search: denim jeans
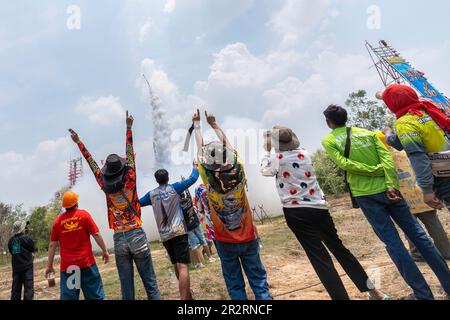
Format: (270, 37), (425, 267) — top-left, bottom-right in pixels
(356, 192), (450, 300)
(435, 176), (450, 208)
(60, 263), (104, 300)
(215, 239), (272, 300)
(113, 228), (160, 300)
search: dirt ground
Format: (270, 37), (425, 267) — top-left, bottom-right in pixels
(1, 195), (449, 300)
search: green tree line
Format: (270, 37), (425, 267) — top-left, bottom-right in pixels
(0, 187), (68, 261)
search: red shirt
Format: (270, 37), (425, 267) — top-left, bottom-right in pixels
(50, 209), (99, 272)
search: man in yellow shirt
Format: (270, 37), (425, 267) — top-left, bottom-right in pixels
(376, 131), (450, 261)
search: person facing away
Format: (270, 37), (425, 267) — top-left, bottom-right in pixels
(68, 111), (160, 301)
(194, 184), (216, 242)
(139, 164), (199, 300)
(8, 221), (36, 301)
(322, 104), (450, 300)
(179, 185), (211, 268)
(45, 192), (109, 300)
(376, 131), (450, 261)
(192, 109), (272, 301)
(382, 84), (450, 210)
(260, 125), (388, 300)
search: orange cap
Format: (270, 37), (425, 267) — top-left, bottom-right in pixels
(62, 191), (79, 209)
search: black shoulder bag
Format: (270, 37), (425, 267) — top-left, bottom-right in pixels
(344, 127), (360, 209)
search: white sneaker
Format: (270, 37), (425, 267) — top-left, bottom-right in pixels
(208, 257), (216, 263)
(195, 263), (205, 269)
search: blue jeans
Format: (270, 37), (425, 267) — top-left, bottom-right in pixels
(356, 193), (450, 299)
(215, 239), (272, 300)
(113, 228), (160, 300)
(60, 264), (104, 300)
(188, 225), (207, 250)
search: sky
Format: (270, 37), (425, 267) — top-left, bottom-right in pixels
(1, 0), (450, 215)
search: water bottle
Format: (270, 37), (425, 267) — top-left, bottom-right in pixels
(167, 269), (176, 285)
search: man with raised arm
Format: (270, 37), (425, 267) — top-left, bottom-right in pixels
(192, 109), (272, 301)
(68, 111), (160, 300)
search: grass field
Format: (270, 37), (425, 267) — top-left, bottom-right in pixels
(1, 196), (449, 300)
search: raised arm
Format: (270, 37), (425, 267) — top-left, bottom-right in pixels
(125, 111), (136, 170)
(260, 131), (278, 177)
(205, 111), (233, 150)
(173, 165), (200, 195)
(69, 129), (103, 187)
(192, 109), (204, 160)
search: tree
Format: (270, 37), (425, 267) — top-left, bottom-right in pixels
(28, 206), (52, 252)
(345, 90), (395, 131)
(0, 203), (27, 262)
(311, 150), (346, 196)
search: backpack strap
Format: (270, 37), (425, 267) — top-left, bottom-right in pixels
(343, 127), (360, 209)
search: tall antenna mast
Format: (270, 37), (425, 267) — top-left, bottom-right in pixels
(366, 40), (450, 115)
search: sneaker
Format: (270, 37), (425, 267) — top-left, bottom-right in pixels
(400, 293), (418, 300)
(194, 263), (205, 269)
(208, 257), (216, 263)
(368, 293), (390, 300)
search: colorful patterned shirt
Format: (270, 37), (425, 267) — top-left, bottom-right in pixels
(395, 112), (450, 193)
(77, 129), (142, 231)
(198, 157), (255, 244)
(260, 148), (328, 209)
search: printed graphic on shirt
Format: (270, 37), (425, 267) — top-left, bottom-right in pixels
(61, 216), (83, 233)
(397, 113), (450, 155)
(11, 238), (21, 255)
(199, 159), (255, 244)
(150, 185), (186, 242)
(77, 129), (142, 231)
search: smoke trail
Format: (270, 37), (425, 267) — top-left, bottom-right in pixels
(143, 75), (172, 169)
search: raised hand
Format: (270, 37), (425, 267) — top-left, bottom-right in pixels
(205, 111), (217, 128)
(192, 109), (201, 122)
(68, 129), (80, 144)
(126, 110), (134, 128)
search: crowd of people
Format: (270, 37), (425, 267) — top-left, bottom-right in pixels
(7, 84), (450, 301)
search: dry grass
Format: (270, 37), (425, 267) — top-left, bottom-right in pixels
(1, 195), (449, 300)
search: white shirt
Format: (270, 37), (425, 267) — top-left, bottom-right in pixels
(260, 148), (328, 210)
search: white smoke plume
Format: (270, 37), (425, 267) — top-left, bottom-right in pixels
(143, 75), (172, 170)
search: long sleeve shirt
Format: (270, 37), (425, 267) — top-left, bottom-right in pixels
(77, 128), (142, 231)
(394, 112), (450, 194)
(322, 127), (399, 197)
(260, 148), (328, 209)
(8, 234), (36, 272)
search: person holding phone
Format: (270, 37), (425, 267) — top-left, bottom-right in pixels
(322, 105), (450, 300)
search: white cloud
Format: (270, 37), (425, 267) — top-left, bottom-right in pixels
(76, 96), (126, 126)
(139, 17), (153, 43)
(164, 0), (176, 14)
(270, 0), (334, 48)
(0, 137), (73, 208)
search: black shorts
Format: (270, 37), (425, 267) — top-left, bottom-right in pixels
(163, 234), (190, 265)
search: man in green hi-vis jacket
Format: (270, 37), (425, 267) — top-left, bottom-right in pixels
(322, 104), (450, 300)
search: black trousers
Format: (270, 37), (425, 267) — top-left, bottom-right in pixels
(11, 267), (34, 300)
(284, 207), (372, 300)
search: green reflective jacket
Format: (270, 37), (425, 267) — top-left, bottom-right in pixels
(322, 127), (399, 197)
